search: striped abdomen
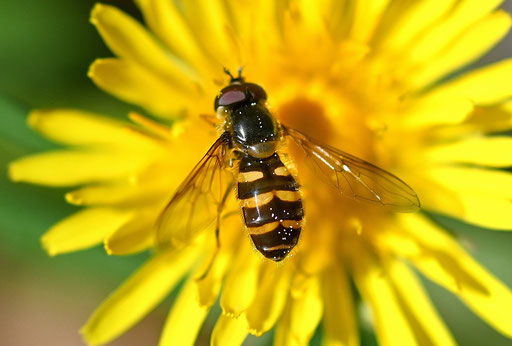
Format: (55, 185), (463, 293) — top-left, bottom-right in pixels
(237, 152), (303, 261)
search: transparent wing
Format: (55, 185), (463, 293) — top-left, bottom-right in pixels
(156, 133), (234, 247)
(284, 126), (420, 212)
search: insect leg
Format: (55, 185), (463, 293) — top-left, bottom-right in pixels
(196, 180), (235, 281)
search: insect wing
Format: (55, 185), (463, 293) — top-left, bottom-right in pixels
(284, 127), (420, 212)
(156, 133), (233, 247)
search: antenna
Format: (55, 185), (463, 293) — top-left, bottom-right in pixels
(223, 67), (245, 83)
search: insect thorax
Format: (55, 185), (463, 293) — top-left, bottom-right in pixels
(223, 102), (280, 158)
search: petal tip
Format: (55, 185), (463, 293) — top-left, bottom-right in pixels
(221, 309), (242, 319)
(103, 239), (114, 255)
(27, 110), (43, 129)
(87, 66), (95, 80)
(41, 236), (58, 257)
(247, 328), (264, 337)
(87, 59), (102, 79)
(65, 192), (83, 206)
(79, 325), (100, 346)
(78, 325), (87, 336)
(90, 3), (107, 26)
(7, 162), (21, 182)
(495, 9), (512, 24)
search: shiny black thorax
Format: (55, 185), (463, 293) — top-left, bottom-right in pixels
(230, 103), (278, 147)
(215, 81), (279, 158)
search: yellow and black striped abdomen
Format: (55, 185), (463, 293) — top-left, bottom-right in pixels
(237, 153), (303, 261)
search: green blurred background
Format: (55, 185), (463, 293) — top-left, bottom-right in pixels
(1, 1), (511, 345)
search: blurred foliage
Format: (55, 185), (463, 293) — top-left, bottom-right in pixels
(0, 0), (148, 278)
(1, 1), (511, 345)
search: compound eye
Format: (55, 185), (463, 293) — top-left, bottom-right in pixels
(245, 83), (267, 102)
(215, 89), (247, 110)
(213, 83), (268, 111)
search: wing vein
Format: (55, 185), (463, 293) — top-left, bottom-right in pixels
(284, 126), (420, 212)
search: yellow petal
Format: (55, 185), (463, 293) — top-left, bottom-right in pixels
(159, 276), (209, 346)
(104, 211), (156, 255)
(425, 166), (512, 199)
(225, 1), (285, 73)
(65, 178), (168, 207)
(196, 247), (232, 308)
(322, 264), (359, 346)
(245, 263), (292, 336)
(411, 10), (512, 87)
(41, 207), (132, 256)
(9, 150), (152, 186)
(26, 109), (157, 149)
(349, 0), (390, 43)
(293, 0), (331, 34)
(472, 104), (512, 131)
(82, 248), (198, 345)
(220, 239), (261, 316)
(398, 214), (512, 337)
(415, 170), (512, 230)
(179, 0), (238, 68)
(88, 58), (193, 117)
(429, 59), (512, 104)
(386, 259), (456, 346)
(195, 215), (241, 308)
(402, 96), (473, 128)
(408, 0), (504, 63)
(285, 276), (323, 345)
(220, 235), (261, 317)
(433, 104), (512, 139)
(211, 314), (248, 346)
(134, 0), (210, 74)
(453, 193), (512, 230)
(503, 100), (512, 113)
(90, 4), (200, 90)
(351, 243), (417, 346)
(378, 0), (456, 51)
(420, 166), (512, 229)
(425, 136), (512, 167)
(128, 112), (173, 140)
(273, 301), (293, 346)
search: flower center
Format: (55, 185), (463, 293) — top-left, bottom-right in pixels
(277, 97), (334, 143)
(276, 89), (379, 164)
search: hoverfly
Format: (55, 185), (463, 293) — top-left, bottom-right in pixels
(156, 68), (420, 262)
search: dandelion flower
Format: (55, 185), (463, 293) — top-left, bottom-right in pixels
(9, 1), (512, 345)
